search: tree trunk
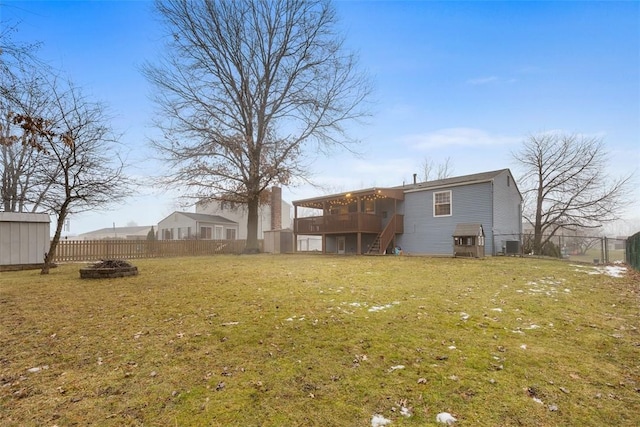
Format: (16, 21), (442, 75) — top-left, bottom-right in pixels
(41, 204), (68, 274)
(244, 196), (260, 254)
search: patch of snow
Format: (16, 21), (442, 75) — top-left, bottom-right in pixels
(371, 414), (392, 427)
(520, 344), (527, 350)
(460, 312), (470, 320)
(602, 266), (627, 278)
(491, 308), (503, 312)
(400, 406), (412, 417)
(573, 264), (627, 278)
(388, 365), (405, 372)
(369, 304), (393, 312)
(448, 345), (456, 350)
(436, 412), (457, 425)
(532, 397), (544, 405)
(221, 322), (239, 326)
(526, 324), (540, 330)
(27, 365), (49, 373)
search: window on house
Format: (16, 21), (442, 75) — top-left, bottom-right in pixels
(433, 191), (452, 217)
(507, 175), (511, 187)
(214, 226), (224, 240)
(200, 227), (212, 239)
(226, 228), (236, 240)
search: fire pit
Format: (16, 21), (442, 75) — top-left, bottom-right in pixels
(79, 259), (138, 279)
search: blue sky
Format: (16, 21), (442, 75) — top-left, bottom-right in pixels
(3, 0), (639, 234)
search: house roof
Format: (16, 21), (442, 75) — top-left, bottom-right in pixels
(293, 187), (405, 209)
(399, 169), (511, 192)
(168, 212), (237, 225)
(453, 223), (485, 237)
(293, 168), (520, 209)
(78, 225), (153, 237)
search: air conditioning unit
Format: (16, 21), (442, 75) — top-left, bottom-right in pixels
(504, 240), (520, 255)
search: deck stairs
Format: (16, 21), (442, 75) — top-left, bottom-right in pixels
(366, 214), (400, 255)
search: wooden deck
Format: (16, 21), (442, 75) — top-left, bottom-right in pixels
(294, 213), (383, 234)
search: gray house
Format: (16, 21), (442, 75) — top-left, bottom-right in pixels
(158, 212), (238, 240)
(293, 169), (522, 256)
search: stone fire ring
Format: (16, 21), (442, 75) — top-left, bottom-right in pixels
(79, 260), (139, 279)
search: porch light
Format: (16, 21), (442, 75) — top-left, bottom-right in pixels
(346, 193), (352, 197)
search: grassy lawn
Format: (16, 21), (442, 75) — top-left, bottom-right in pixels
(1, 255), (638, 426)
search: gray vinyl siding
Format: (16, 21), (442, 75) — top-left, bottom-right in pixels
(492, 170), (523, 253)
(397, 182), (494, 255)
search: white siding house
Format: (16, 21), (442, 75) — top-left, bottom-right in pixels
(195, 187), (292, 240)
(158, 212), (238, 240)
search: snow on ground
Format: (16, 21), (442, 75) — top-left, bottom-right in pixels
(371, 414), (392, 427)
(571, 264), (628, 278)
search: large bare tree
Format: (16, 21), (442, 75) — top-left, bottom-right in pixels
(514, 132), (633, 255)
(144, 0), (371, 252)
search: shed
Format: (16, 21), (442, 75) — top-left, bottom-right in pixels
(0, 212), (51, 271)
(453, 223), (485, 258)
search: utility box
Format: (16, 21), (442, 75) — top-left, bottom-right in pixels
(453, 223), (485, 258)
(0, 212), (50, 271)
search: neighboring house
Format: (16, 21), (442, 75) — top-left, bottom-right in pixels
(76, 226), (154, 240)
(158, 212), (238, 240)
(292, 169), (522, 256)
(195, 187), (292, 240)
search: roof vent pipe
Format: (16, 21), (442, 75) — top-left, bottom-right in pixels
(413, 173), (417, 184)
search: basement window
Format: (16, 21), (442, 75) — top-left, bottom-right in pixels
(433, 190), (452, 217)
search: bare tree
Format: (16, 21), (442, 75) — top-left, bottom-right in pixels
(514, 132), (633, 255)
(14, 77), (131, 274)
(1, 67), (58, 212)
(144, 0), (372, 252)
(421, 157), (454, 182)
(0, 22), (53, 212)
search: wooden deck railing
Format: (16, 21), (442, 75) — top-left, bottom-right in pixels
(53, 239), (258, 262)
(295, 213), (382, 234)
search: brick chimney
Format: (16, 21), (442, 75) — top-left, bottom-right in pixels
(270, 186), (282, 230)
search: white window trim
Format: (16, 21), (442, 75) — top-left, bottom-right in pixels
(433, 190), (452, 217)
(214, 225), (224, 240)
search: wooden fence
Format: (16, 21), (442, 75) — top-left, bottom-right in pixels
(53, 239), (259, 262)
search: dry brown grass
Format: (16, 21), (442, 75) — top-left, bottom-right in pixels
(1, 255), (638, 426)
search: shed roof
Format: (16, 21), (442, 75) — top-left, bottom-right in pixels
(453, 223), (485, 237)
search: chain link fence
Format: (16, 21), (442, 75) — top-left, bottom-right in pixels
(495, 232), (628, 264)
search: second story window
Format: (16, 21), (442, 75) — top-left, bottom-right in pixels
(433, 190), (452, 217)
